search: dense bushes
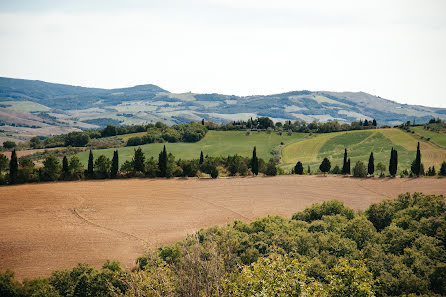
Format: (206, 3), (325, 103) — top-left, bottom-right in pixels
(2, 193), (444, 296)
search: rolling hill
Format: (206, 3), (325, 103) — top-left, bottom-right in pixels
(1, 77), (446, 142)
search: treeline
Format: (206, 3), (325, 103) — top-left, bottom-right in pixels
(2, 122), (208, 151)
(292, 142), (446, 178)
(0, 146), (281, 186)
(2, 117), (379, 151)
(205, 117), (378, 133)
(1, 193), (445, 296)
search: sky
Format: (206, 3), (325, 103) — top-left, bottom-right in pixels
(0, 0), (445, 107)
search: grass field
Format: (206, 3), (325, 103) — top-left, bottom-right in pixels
(411, 126), (446, 148)
(282, 128), (446, 173)
(77, 131), (306, 166)
(1, 176), (445, 280)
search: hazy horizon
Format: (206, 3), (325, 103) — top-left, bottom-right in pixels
(1, 0), (446, 107)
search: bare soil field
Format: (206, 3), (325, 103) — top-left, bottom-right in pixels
(1, 176), (445, 281)
(1, 148), (60, 159)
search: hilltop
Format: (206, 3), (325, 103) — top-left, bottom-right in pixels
(1, 77), (445, 142)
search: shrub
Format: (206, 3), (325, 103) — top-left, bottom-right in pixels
(353, 161), (367, 178)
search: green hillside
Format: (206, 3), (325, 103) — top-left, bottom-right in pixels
(411, 126), (446, 148)
(282, 128), (446, 173)
(77, 130), (306, 167)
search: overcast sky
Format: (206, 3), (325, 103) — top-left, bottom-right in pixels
(0, 0), (445, 107)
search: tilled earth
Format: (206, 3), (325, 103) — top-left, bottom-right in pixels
(1, 175), (445, 280)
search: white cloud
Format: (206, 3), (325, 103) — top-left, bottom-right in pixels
(0, 0), (445, 107)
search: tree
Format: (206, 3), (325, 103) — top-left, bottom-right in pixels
(372, 119), (377, 126)
(209, 164), (219, 178)
(30, 136), (42, 149)
(367, 152), (374, 176)
(201, 119), (205, 126)
(347, 158), (351, 174)
(0, 154), (8, 174)
(319, 157), (331, 175)
(389, 148), (398, 176)
(87, 150), (94, 178)
(111, 150), (119, 178)
(251, 147), (259, 175)
(199, 151), (204, 165)
(294, 161), (304, 175)
(377, 162), (386, 176)
(439, 161), (446, 176)
(62, 156), (69, 175)
(3, 141), (16, 150)
(353, 161), (367, 177)
(9, 150), (18, 184)
(265, 158), (277, 176)
(158, 145), (168, 177)
(95, 155), (111, 178)
(307, 165), (311, 175)
(18, 157), (35, 183)
(69, 156), (84, 180)
(133, 148), (145, 173)
(41, 155), (61, 181)
(342, 149), (348, 174)
(101, 125), (117, 137)
(411, 142), (422, 176)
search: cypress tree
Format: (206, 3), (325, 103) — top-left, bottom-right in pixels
(389, 148), (398, 176)
(307, 165), (311, 175)
(158, 145), (167, 177)
(368, 152), (374, 176)
(414, 142), (421, 176)
(372, 119), (377, 126)
(133, 147), (145, 173)
(62, 155), (69, 176)
(9, 149), (18, 184)
(111, 150), (119, 178)
(347, 158), (351, 174)
(199, 151), (204, 165)
(88, 150), (94, 178)
(342, 148), (348, 174)
(251, 146), (259, 175)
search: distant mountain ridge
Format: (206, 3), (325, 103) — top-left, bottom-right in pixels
(0, 77), (445, 141)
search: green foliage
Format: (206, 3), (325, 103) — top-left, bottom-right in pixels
(158, 145), (167, 177)
(132, 148), (145, 173)
(251, 146), (259, 175)
(2, 141), (16, 150)
(368, 152), (374, 175)
(0, 153), (8, 174)
(64, 132), (90, 147)
(111, 150), (119, 178)
(87, 150), (94, 178)
(69, 156), (84, 180)
(265, 158), (277, 176)
(294, 161), (304, 174)
(41, 155), (61, 181)
(94, 155), (111, 179)
(440, 161), (446, 176)
(389, 147), (398, 176)
(8, 150), (18, 184)
(292, 200), (355, 222)
(411, 142), (422, 176)
(319, 157), (331, 174)
(353, 161), (367, 178)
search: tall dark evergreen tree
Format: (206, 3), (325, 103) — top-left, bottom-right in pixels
(411, 142), (422, 176)
(294, 161), (304, 175)
(88, 150), (94, 178)
(342, 148), (348, 174)
(111, 150), (119, 178)
(307, 165), (311, 175)
(62, 156), (69, 176)
(133, 147), (145, 173)
(201, 119), (205, 126)
(9, 149), (18, 184)
(158, 145), (168, 177)
(319, 158), (331, 176)
(368, 152), (374, 176)
(199, 151), (204, 165)
(389, 148), (398, 176)
(372, 119), (377, 126)
(347, 158), (351, 174)
(251, 146), (259, 175)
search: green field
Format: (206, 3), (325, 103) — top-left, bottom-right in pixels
(282, 128), (446, 173)
(411, 126), (446, 148)
(77, 130), (306, 167)
(0, 100), (50, 112)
